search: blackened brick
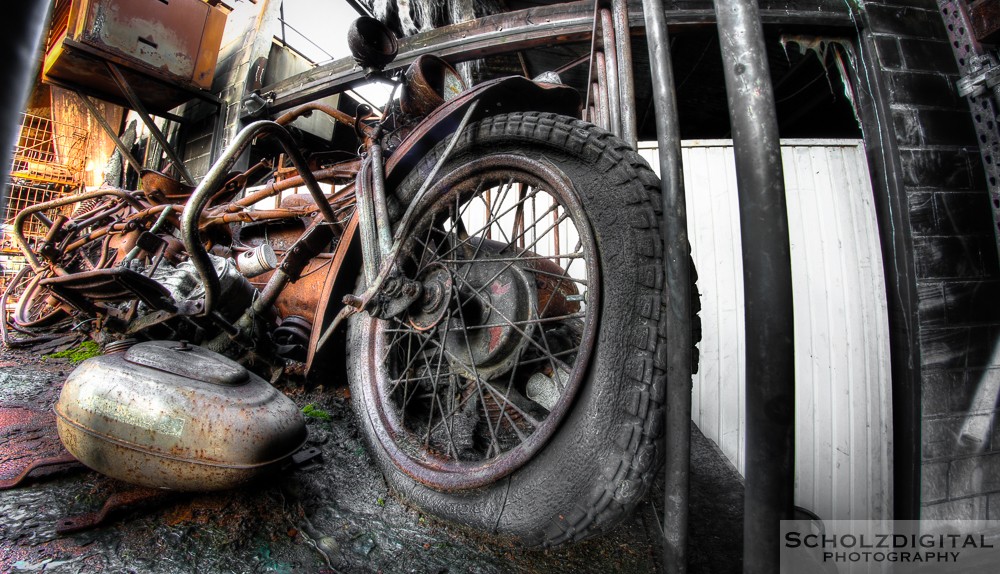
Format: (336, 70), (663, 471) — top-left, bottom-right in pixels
(944, 280), (1000, 324)
(954, 369), (999, 413)
(893, 108), (977, 147)
(967, 326), (1000, 368)
(924, 415), (987, 458)
(950, 454), (1000, 497)
(866, 5), (948, 39)
(885, 70), (960, 108)
(908, 192), (937, 236)
(874, 35), (903, 69)
(899, 39), (960, 74)
(923, 496), (988, 520)
(935, 192), (997, 236)
(923, 461), (949, 503)
(990, 493), (1000, 519)
(919, 326), (970, 370)
(917, 280), (946, 325)
(922, 370), (956, 416)
(900, 149), (974, 190)
(914, 236), (989, 279)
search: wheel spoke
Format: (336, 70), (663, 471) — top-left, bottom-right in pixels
(369, 154), (601, 488)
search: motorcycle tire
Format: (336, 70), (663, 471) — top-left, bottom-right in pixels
(347, 111), (698, 547)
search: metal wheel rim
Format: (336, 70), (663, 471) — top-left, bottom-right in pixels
(364, 153), (600, 491)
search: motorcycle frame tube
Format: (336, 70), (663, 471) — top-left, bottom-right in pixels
(713, 1), (796, 573)
(641, 0), (693, 571)
(181, 120), (336, 317)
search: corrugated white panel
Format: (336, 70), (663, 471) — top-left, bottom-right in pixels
(638, 139), (892, 521)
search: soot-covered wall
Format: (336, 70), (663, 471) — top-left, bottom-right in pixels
(859, 0), (1000, 521)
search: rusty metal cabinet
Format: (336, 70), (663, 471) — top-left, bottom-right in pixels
(43, 0), (229, 112)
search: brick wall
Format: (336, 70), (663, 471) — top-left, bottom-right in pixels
(863, 0), (1000, 520)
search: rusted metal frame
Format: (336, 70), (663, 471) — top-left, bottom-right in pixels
(13, 189), (145, 271)
(122, 206), (173, 266)
(106, 62), (196, 186)
(73, 89), (144, 175)
(224, 164), (359, 212)
(584, 0), (602, 123)
(262, 2), (850, 113)
(714, 1), (795, 573)
(274, 102), (374, 138)
(65, 199), (130, 234)
(205, 208), (325, 226)
(62, 203), (182, 254)
(612, 0), (637, 146)
(600, 9), (622, 138)
(181, 120), (336, 318)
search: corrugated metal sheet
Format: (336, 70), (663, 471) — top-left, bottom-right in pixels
(638, 139), (892, 521)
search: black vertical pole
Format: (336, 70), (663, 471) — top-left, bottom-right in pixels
(712, 1), (795, 573)
(640, 0), (693, 572)
(0, 1), (52, 216)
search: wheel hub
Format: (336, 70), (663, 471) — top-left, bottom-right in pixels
(443, 257), (537, 380)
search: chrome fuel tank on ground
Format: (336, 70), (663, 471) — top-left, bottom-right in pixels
(55, 340), (307, 491)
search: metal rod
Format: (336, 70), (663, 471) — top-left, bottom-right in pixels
(713, 1), (796, 573)
(641, 0), (693, 572)
(73, 90), (144, 175)
(181, 120), (337, 317)
(611, 0), (637, 146)
(583, 0), (601, 122)
(554, 53), (591, 75)
(590, 82), (603, 128)
(600, 9), (622, 138)
(595, 55), (611, 129)
(106, 62), (196, 186)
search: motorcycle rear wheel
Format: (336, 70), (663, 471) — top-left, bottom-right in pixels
(348, 112), (679, 547)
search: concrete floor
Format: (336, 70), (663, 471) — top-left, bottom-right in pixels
(0, 345), (743, 573)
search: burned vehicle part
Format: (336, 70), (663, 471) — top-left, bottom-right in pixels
(348, 112), (675, 547)
(55, 340), (307, 491)
(1, 14), (700, 551)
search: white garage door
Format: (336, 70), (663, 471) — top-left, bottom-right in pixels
(638, 139), (892, 522)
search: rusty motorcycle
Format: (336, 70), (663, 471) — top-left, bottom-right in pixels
(4, 17), (693, 547)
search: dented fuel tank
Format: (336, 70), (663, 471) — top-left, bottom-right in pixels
(55, 341), (307, 491)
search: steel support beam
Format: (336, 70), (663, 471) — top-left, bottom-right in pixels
(641, 1), (692, 571)
(73, 90), (144, 176)
(107, 62), (196, 185)
(714, 1), (795, 573)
